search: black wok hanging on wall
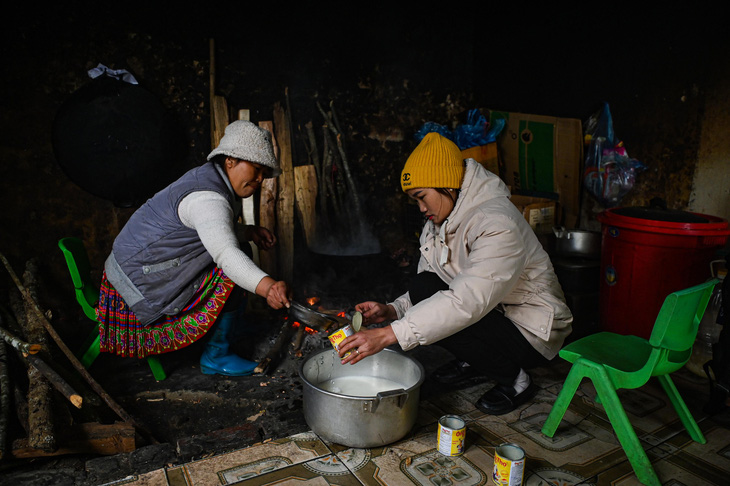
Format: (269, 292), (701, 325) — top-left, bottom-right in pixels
(52, 73), (185, 208)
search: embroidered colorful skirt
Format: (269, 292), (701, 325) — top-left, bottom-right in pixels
(96, 267), (235, 358)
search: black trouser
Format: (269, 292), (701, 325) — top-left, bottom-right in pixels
(409, 271), (548, 386)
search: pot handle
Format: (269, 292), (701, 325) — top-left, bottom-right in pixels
(363, 389), (407, 413)
(552, 225), (567, 238)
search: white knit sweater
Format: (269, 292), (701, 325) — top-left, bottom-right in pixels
(178, 191), (268, 294)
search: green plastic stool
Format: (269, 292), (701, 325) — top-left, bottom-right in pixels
(58, 237), (167, 381)
(541, 279), (718, 486)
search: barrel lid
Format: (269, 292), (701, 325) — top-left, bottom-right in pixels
(598, 206), (730, 236)
(612, 207), (709, 223)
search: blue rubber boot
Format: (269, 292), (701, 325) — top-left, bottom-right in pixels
(200, 310), (258, 376)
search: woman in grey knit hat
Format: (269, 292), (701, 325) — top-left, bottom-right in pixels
(97, 120), (291, 377)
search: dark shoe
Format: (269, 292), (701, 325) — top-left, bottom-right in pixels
(431, 360), (488, 386)
(475, 382), (538, 415)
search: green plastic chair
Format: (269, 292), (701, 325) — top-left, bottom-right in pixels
(541, 279), (718, 486)
(58, 237), (166, 381)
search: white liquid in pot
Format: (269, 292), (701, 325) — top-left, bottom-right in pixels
(318, 376), (406, 396)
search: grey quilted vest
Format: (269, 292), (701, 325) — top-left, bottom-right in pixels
(104, 162), (239, 325)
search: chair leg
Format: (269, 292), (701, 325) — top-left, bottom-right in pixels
(592, 370), (660, 486)
(146, 356), (167, 381)
(80, 333), (101, 369)
(542, 365), (585, 437)
(657, 375), (706, 444)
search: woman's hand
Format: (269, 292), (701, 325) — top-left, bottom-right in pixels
(338, 326), (397, 365)
(250, 226), (277, 250)
(355, 301), (397, 324)
(256, 276), (290, 309)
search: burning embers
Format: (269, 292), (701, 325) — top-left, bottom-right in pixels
(289, 300), (349, 358)
(255, 298), (348, 374)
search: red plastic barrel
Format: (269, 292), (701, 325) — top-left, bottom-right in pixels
(598, 207), (730, 339)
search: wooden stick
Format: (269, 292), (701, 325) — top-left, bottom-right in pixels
(24, 353), (82, 409)
(320, 132), (341, 216)
(320, 101), (364, 222)
(292, 323), (305, 353)
(0, 323), (41, 356)
(254, 320), (295, 374)
(320, 121), (354, 240)
(0, 252), (157, 445)
(304, 121), (322, 184)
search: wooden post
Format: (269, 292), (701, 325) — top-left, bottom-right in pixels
(209, 38), (229, 150)
(294, 165), (317, 247)
(258, 121), (278, 277)
(273, 102), (295, 284)
(211, 95), (229, 147)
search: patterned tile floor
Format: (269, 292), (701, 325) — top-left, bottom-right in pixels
(104, 359), (730, 486)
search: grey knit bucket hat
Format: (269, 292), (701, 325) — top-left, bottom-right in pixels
(207, 120), (280, 177)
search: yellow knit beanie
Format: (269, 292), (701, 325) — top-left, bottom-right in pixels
(401, 132), (464, 192)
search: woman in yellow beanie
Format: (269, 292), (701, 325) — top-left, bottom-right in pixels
(337, 132), (573, 415)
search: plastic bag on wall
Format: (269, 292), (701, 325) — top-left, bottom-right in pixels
(415, 109), (504, 150)
(583, 102), (646, 207)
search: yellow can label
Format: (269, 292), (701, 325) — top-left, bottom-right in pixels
(328, 324), (354, 358)
(437, 415), (465, 456)
(493, 443), (525, 486)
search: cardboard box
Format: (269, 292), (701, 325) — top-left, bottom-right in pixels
(461, 142), (500, 176)
(510, 194), (556, 234)
(487, 110), (582, 227)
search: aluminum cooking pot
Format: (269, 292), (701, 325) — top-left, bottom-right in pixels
(299, 348), (425, 448)
(552, 226), (602, 259)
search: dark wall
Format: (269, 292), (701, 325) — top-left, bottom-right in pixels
(1, 4), (726, 322)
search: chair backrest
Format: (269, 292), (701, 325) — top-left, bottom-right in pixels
(58, 237), (99, 320)
(649, 279), (718, 353)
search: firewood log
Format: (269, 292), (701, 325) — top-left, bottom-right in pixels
(0, 252), (158, 445)
(19, 259), (56, 452)
(0, 321), (41, 356)
(255, 320), (295, 374)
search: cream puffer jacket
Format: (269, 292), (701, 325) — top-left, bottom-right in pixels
(389, 159), (573, 360)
